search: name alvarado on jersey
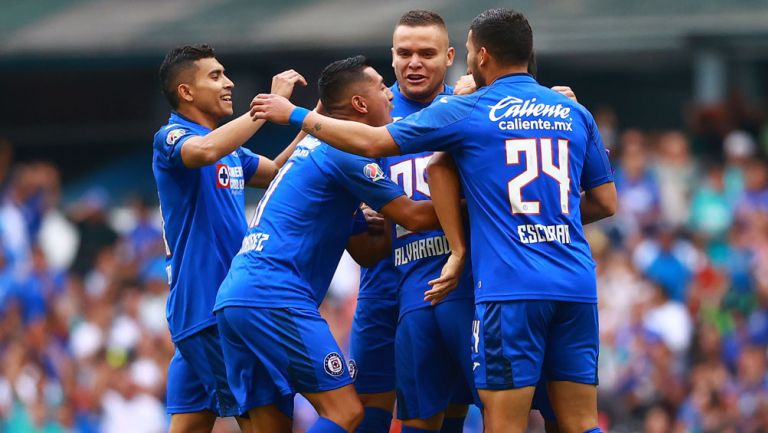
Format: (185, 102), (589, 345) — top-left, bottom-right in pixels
(490, 96), (573, 132)
(394, 234), (451, 266)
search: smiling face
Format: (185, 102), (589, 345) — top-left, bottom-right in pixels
(180, 57), (234, 121)
(392, 24), (454, 104)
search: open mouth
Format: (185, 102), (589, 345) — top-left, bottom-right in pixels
(221, 95), (232, 103)
(406, 74), (428, 85)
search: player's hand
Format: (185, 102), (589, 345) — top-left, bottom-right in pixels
(250, 94), (295, 124)
(551, 85), (577, 103)
(271, 70), (308, 99)
(424, 252), (465, 306)
(361, 205), (386, 235)
(453, 74), (477, 96)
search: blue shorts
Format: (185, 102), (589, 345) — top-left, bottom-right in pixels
(349, 297), (398, 394)
(217, 306), (353, 402)
(395, 300), (477, 420)
(166, 325), (241, 416)
(472, 301), (599, 390)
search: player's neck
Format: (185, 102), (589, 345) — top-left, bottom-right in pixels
(176, 106), (219, 130)
(400, 83), (445, 106)
(487, 65), (530, 85)
(332, 112), (373, 126)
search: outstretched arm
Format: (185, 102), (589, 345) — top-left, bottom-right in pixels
(379, 196), (440, 233)
(250, 94), (400, 158)
(423, 152), (466, 305)
(182, 70), (307, 169)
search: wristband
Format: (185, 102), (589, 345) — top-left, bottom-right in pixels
(288, 107), (310, 128)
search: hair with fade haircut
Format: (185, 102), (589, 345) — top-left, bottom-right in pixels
(159, 44), (216, 108)
(470, 8), (532, 67)
(397, 9), (447, 30)
(317, 55), (372, 115)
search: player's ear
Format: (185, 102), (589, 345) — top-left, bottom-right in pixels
(391, 47), (396, 68)
(478, 47), (488, 68)
(351, 95), (368, 114)
(178, 83), (194, 103)
(446, 46), (455, 67)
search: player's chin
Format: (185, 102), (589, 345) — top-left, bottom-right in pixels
(219, 103), (235, 116)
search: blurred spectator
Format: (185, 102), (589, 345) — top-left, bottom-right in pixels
(653, 131), (697, 229)
(67, 187), (118, 278)
(688, 162), (735, 239)
(614, 130), (661, 240)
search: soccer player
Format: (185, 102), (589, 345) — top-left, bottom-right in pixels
(249, 8), (617, 433)
(347, 10), (469, 433)
(153, 44), (306, 433)
(354, 11), (574, 433)
(214, 56), (443, 433)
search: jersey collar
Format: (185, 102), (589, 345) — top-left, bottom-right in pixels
(493, 73), (537, 85)
(391, 82), (454, 108)
(169, 111), (211, 132)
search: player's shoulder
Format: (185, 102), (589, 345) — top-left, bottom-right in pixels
(537, 85), (595, 124)
(153, 121), (197, 151)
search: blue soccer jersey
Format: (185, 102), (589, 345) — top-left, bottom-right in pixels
(152, 112), (260, 342)
(214, 136), (405, 310)
(386, 83), (474, 318)
(386, 73), (614, 304)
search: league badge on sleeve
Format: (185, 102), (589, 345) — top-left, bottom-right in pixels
(363, 163), (385, 182)
(165, 128), (186, 146)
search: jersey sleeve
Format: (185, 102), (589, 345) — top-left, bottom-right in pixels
(580, 116), (614, 190)
(154, 125), (198, 168)
(238, 147), (261, 181)
(385, 95), (474, 155)
(325, 148), (405, 211)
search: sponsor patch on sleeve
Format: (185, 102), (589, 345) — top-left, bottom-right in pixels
(363, 163), (385, 182)
(166, 128), (186, 146)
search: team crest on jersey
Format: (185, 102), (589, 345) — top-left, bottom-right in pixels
(216, 164), (230, 188)
(363, 163), (385, 182)
(165, 128), (185, 145)
(323, 352), (345, 377)
(347, 359), (358, 381)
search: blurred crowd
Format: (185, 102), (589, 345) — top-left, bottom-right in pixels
(1, 95), (768, 433)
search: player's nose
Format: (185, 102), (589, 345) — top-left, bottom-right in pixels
(408, 55), (422, 69)
(223, 74), (234, 89)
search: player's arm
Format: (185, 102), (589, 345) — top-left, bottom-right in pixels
(246, 129), (307, 188)
(250, 94), (399, 158)
(346, 208), (392, 267)
(181, 70), (307, 169)
(246, 100), (323, 187)
(581, 182), (617, 224)
(423, 152), (466, 305)
(379, 196), (439, 233)
(580, 116), (617, 224)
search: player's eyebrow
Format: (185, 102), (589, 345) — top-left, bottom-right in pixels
(208, 67), (224, 76)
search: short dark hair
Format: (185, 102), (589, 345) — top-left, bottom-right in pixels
(397, 10), (446, 29)
(317, 55), (371, 115)
(159, 44), (216, 108)
(470, 8), (532, 67)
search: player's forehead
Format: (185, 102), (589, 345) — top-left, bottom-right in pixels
(392, 24), (448, 51)
(195, 56), (224, 74)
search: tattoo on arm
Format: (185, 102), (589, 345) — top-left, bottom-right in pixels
(301, 122), (321, 134)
